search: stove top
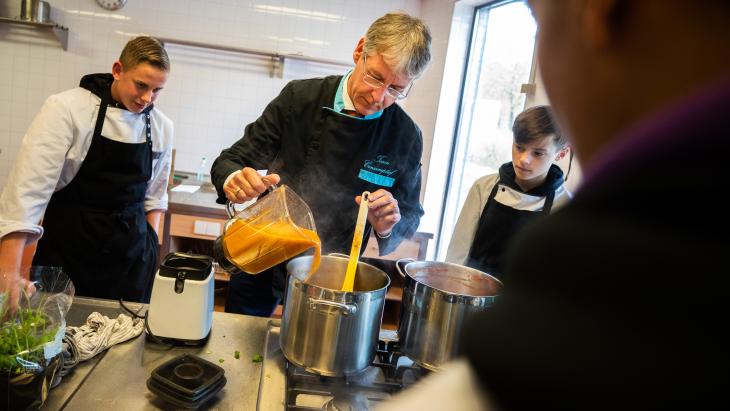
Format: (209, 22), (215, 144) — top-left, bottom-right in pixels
(256, 321), (427, 411)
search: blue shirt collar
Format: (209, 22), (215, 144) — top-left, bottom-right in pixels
(333, 70), (383, 120)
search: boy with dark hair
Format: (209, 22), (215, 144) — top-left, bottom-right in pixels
(446, 105), (570, 278)
(0, 36), (173, 306)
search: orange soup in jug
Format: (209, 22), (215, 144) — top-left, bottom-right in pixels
(222, 217), (321, 275)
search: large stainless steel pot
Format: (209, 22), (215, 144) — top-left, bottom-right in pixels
(397, 260), (502, 371)
(280, 255), (390, 376)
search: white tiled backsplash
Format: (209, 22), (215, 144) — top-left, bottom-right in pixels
(0, 0), (452, 187)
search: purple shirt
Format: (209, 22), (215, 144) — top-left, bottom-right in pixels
(580, 76), (730, 191)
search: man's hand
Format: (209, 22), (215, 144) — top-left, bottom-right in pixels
(355, 189), (401, 237)
(224, 167), (281, 203)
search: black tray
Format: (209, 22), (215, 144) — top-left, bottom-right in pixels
(150, 354), (225, 398)
(147, 376), (226, 409)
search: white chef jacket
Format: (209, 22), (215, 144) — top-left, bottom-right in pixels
(0, 87), (173, 243)
(445, 173), (572, 265)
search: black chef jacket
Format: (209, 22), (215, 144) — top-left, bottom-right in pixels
(211, 75), (424, 292)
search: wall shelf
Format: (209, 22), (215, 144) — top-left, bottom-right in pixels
(157, 37), (352, 78)
(0, 16), (69, 50)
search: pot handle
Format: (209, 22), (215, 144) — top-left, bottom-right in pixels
(308, 298), (357, 316)
(395, 258), (415, 278)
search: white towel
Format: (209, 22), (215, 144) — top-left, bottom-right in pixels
(66, 312), (144, 361)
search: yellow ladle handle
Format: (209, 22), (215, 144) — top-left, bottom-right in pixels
(342, 191), (370, 292)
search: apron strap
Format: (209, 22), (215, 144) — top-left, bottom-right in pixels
(465, 180), (501, 259)
(542, 189), (556, 215)
(483, 179), (501, 216)
(92, 98), (109, 139)
(144, 112), (152, 147)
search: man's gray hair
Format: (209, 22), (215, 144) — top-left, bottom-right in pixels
(364, 12), (432, 79)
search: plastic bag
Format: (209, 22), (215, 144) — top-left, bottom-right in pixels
(1, 266), (74, 410)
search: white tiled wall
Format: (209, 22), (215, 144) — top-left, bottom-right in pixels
(0, 0), (453, 187)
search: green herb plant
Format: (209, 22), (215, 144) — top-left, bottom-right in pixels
(0, 289), (59, 376)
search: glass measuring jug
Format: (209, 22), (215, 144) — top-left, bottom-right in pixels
(213, 185), (321, 275)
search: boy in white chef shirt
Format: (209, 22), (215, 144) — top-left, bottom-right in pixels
(0, 36), (174, 308)
(445, 105), (571, 279)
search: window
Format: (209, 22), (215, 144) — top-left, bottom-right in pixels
(436, 0), (537, 260)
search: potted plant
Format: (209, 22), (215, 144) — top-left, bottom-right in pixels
(1, 267), (73, 410)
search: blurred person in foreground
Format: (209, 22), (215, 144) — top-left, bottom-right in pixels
(378, 0), (729, 409)
(211, 12), (431, 316)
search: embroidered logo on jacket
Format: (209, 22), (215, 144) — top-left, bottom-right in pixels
(358, 155), (397, 187)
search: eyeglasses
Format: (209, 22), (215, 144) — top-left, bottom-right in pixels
(361, 52), (413, 100)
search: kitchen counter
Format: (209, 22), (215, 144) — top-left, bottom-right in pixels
(45, 296), (270, 410)
(170, 188), (224, 214)
(168, 175), (227, 218)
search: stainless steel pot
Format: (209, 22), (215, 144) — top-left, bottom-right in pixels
(397, 259), (502, 371)
(280, 255), (390, 376)
(20, 0), (49, 22)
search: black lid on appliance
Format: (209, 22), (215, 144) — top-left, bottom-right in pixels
(159, 253), (213, 281)
(147, 354), (226, 408)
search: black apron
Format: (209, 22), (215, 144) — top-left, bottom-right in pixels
(33, 95), (158, 302)
(465, 167), (559, 278)
(273, 107), (382, 291)
(295, 108), (381, 246)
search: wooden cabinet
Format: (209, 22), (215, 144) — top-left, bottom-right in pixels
(161, 209), (226, 257)
(168, 214), (224, 240)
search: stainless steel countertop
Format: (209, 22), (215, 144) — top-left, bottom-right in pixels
(256, 320), (287, 411)
(45, 297), (270, 410)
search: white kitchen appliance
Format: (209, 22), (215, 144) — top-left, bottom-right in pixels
(147, 252), (214, 344)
